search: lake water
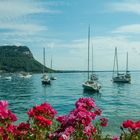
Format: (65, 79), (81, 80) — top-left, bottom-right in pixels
(0, 72), (140, 135)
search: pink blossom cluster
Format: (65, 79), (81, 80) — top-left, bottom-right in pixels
(0, 100), (57, 139)
(51, 97), (108, 140)
(0, 100), (17, 123)
(27, 102), (57, 129)
(28, 102), (57, 119)
(122, 119), (140, 130)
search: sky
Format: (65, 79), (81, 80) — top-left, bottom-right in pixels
(0, 0), (140, 71)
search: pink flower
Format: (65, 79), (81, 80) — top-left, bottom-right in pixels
(27, 108), (34, 117)
(36, 115), (52, 126)
(56, 115), (67, 123)
(17, 122), (30, 131)
(100, 118), (108, 127)
(122, 119), (133, 128)
(0, 127), (4, 134)
(136, 120), (140, 128)
(0, 100), (8, 110)
(112, 136), (119, 140)
(90, 111), (96, 120)
(75, 97), (96, 111)
(8, 110), (17, 122)
(0, 109), (9, 119)
(64, 126), (75, 135)
(131, 122), (137, 130)
(27, 102), (57, 119)
(123, 120), (140, 130)
(7, 124), (16, 133)
(0, 100), (9, 120)
(94, 107), (102, 116)
(83, 124), (96, 137)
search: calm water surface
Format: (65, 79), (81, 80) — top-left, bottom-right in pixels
(0, 72), (140, 135)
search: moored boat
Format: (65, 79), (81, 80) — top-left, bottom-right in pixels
(41, 48), (51, 85)
(19, 72), (32, 78)
(82, 25), (101, 92)
(112, 48), (131, 83)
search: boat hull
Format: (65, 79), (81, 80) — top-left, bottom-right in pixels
(82, 82), (101, 92)
(19, 75), (32, 78)
(50, 77), (57, 80)
(113, 77), (131, 83)
(42, 80), (51, 85)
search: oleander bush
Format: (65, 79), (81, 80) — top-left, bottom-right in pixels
(0, 97), (139, 140)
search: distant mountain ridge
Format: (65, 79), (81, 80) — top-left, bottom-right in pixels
(0, 45), (52, 73)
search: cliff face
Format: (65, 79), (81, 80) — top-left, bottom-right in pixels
(0, 45), (52, 73)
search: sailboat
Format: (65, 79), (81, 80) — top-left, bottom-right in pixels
(125, 52), (131, 79)
(19, 71), (32, 79)
(18, 60), (32, 78)
(41, 48), (51, 85)
(50, 56), (57, 80)
(90, 44), (98, 81)
(3, 74), (12, 80)
(112, 47), (131, 83)
(82, 25), (101, 92)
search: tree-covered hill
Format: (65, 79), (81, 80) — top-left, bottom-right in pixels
(0, 45), (52, 73)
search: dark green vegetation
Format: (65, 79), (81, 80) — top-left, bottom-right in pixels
(0, 45), (53, 73)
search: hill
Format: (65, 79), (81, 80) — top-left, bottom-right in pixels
(0, 45), (53, 73)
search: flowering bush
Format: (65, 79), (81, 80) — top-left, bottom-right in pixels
(0, 97), (139, 140)
(120, 119), (140, 140)
(51, 97), (106, 140)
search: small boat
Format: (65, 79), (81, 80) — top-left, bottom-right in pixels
(42, 48), (51, 85)
(4, 76), (12, 80)
(112, 73), (130, 83)
(112, 48), (131, 83)
(82, 25), (101, 92)
(19, 72), (32, 78)
(83, 80), (101, 92)
(42, 73), (51, 85)
(50, 76), (57, 80)
(2, 74), (12, 80)
(50, 56), (57, 80)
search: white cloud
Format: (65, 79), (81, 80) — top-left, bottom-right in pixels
(0, 23), (47, 34)
(47, 35), (140, 70)
(109, 1), (140, 14)
(0, 0), (60, 20)
(112, 24), (140, 34)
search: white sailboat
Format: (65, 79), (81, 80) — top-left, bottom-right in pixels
(112, 48), (131, 83)
(18, 61), (32, 79)
(82, 25), (101, 92)
(90, 44), (98, 81)
(125, 52), (131, 79)
(19, 71), (32, 78)
(4, 75), (12, 80)
(41, 48), (51, 85)
(50, 56), (57, 80)
(2, 73), (12, 80)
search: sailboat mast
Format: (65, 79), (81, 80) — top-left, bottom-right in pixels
(92, 44), (93, 75)
(50, 56), (52, 77)
(126, 52), (128, 73)
(51, 56), (52, 69)
(88, 25), (90, 80)
(112, 48), (116, 78)
(115, 47), (119, 75)
(43, 48), (45, 73)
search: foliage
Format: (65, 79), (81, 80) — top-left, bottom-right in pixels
(0, 97), (139, 140)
